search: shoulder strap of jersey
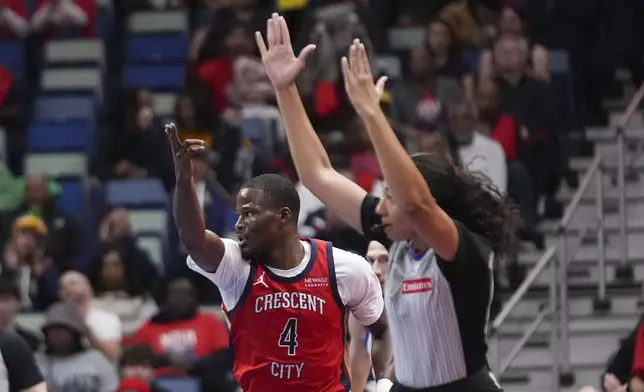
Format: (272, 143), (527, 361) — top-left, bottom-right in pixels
(225, 263), (258, 321)
(319, 240), (345, 311)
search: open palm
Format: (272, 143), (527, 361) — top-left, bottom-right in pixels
(255, 13), (316, 89)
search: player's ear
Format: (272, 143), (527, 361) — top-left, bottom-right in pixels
(279, 207), (291, 224)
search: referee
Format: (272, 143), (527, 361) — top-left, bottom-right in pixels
(0, 329), (46, 392)
(259, 18), (517, 391)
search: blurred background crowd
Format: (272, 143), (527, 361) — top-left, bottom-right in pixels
(0, 0), (641, 391)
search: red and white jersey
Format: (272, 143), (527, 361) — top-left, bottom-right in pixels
(188, 238), (383, 392)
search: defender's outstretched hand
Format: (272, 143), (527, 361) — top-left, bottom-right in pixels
(165, 123), (205, 180)
(342, 39), (388, 116)
(255, 13), (316, 89)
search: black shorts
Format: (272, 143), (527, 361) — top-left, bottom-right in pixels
(391, 368), (504, 392)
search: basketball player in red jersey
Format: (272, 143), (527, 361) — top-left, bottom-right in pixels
(166, 125), (386, 391)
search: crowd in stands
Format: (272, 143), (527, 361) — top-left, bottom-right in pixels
(0, 0), (640, 391)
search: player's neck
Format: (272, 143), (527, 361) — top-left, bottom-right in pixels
(264, 235), (305, 270)
(410, 234), (429, 254)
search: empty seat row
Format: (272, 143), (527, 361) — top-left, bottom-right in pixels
(39, 64), (185, 95)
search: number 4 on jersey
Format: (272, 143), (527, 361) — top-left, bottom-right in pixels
(278, 318), (299, 356)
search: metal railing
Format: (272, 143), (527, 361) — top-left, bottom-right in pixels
(489, 84), (644, 389)
(489, 153), (606, 390)
(615, 83), (644, 269)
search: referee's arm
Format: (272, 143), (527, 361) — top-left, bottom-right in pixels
(0, 331), (46, 392)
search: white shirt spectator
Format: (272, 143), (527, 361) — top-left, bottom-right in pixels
(457, 132), (507, 194)
(86, 306), (122, 341)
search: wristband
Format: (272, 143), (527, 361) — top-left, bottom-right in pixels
(376, 378), (393, 392)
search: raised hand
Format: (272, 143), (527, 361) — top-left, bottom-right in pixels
(255, 13), (316, 89)
(165, 123), (205, 180)
(341, 39), (388, 116)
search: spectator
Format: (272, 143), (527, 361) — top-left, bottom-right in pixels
(89, 206), (159, 293)
(479, 82), (542, 250)
(0, 164), (27, 213)
(103, 89), (175, 192)
(59, 271), (122, 361)
(523, 0), (607, 126)
(174, 92), (219, 147)
(0, 0), (29, 40)
(198, 0), (270, 61)
(439, 0), (504, 49)
(489, 35), (563, 218)
(118, 345), (169, 392)
(31, 0), (97, 38)
(497, 6), (549, 81)
(348, 117), (381, 193)
(195, 26), (252, 113)
(0, 278), (41, 351)
(446, 100), (507, 194)
(0, 65), (25, 176)
(88, 243), (158, 337)
(426, 19), (473, 95)
(418, 132), (449, 159)
(131, 278), (229, 371)
(296, 2), (375, 123)
(0, 215), (59, 310)
(191, 153), (234, 237)
(36, 302), (119, 392)
(478, 9), (549, 95)
(387, 0), (451, 27)
(391, 46), (462, 133)
(1, 174), (83, 269)
(227, 44), (274, 109)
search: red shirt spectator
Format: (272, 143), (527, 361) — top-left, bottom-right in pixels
(32, 0), (97, 38)
(490, 114), (519, 160)
(0, 0), (29, 40)
(196, 57), (233, 112)
(132, 312), (229, 359)
(129, 278), (230, 369)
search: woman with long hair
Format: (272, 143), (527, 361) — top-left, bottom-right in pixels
(257, 13), (518, 391)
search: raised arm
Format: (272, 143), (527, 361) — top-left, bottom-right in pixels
(166, 123), (226, 272)
(342, 41), (459, 260)
(255, 13), (384, 231)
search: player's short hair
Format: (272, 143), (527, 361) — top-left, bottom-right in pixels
(241, 174), (301, 219)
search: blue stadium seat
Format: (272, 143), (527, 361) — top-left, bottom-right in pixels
(128, 34), (189, 64)
(0, 42), (24, 75)
(123, 65), (185, 92)
(240, 117), (264, 142)
(57, 179), (86, 217)
(549, 49), (571, 75)
(106, 179), (168, 208)
(35, 96), (96, 123)
(28, 123), (93, 153)
(152, 378), (200, 392)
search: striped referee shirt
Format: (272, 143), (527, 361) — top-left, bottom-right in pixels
(361, 195), (495, 388)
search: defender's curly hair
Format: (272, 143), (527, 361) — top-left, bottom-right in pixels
(411, 153), (521, 259)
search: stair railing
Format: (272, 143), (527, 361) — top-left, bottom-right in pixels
(489, 153), (606, 391)
(614, 83), (644, 279)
